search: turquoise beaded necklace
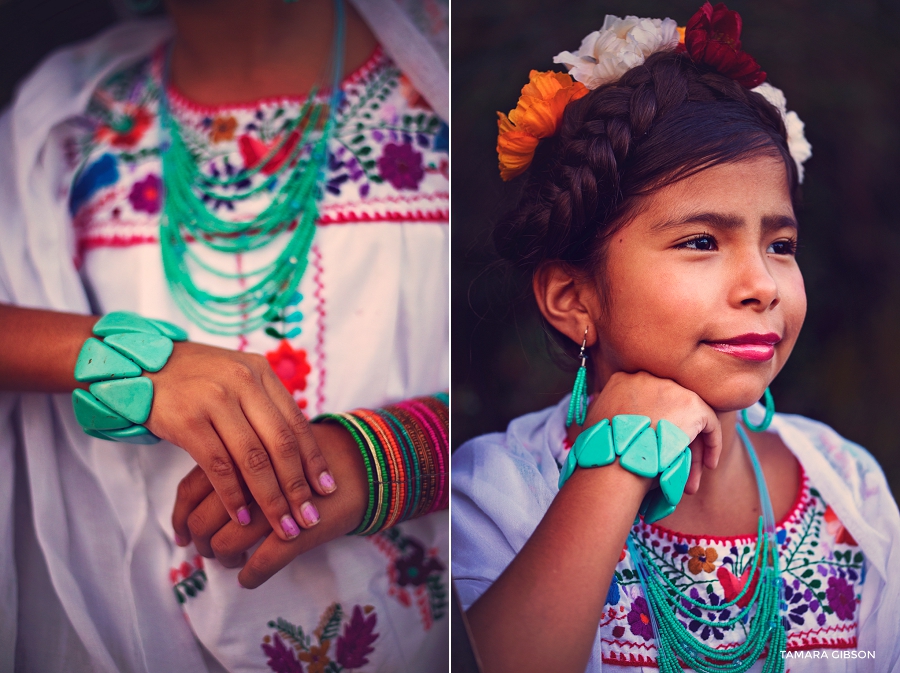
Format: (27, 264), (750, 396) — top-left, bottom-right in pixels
(156, 0), (346, 336)
(627, 424), (786, 673)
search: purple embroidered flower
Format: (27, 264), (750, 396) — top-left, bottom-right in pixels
(260, 634), (303, 673)
(377, 142), (424, 190)
(826, 576), (856, 621)
(627, 596), (654, 641)
(336, 605), (379, 669)
(128, 174), (162, 214)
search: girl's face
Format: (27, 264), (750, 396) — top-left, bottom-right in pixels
(591, 155), (806, 412)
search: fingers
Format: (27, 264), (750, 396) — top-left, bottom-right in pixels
(172, 465), (214, 546)
(239, 384), (325, 530)
(262, 368), (336, 496)
(179, 422), (254, 530)
(211, 400), (305, 542)
(187, 489), (233, 558)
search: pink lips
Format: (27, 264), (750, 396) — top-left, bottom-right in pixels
(704, 333), (781, 362)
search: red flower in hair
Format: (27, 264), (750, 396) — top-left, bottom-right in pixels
(684, 2), (766, 88)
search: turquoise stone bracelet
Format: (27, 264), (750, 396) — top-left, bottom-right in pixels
(72, 312), (187, 444)
(558, 415), (692, 524)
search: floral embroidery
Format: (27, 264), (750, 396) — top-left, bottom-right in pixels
(170, 554), (207, 604)
(376, 142), (424, 190)
(599, 471), (865, 666)
(371, 526), (447, 631)
(128, 173), (162, 214)
(265, 340), (311, 409)
(262, 603), (379, 672)
(687, 545), (718, 574)
(95, 104), (152, 148)
(824, 505), (858, 546)
(209, 115), (237, 142)
(627, 596), (653, 640)
(70, 154), (119, 215)
(825, 576), (856, 621)
(716, 563), (759, 609)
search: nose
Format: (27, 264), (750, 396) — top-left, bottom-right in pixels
(730, 250), (779, 311)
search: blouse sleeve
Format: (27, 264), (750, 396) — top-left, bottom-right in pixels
(449, 428), (559, 611)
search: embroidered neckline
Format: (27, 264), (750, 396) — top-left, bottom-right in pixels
(157, 44), (385, 115)
(643, 463), (809, 546)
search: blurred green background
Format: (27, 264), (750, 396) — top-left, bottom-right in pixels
(452, 0), (900, 501)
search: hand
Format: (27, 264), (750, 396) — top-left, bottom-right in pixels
(146, 341), (336, 542)
(579, 371), (723, 495)
(171, 421), (369, 587)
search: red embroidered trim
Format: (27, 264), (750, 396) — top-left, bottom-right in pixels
(162, 45), (386, 114)
(317, 210), (448, 225)
(645, 464), (810, 546)
(311, 244), (327, 415)
(319, 192), (449, 211)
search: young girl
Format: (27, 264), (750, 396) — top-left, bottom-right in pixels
(0, 1), (448, 671)
(451, 4), (900, 672)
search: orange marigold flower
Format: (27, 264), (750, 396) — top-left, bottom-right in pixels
(497, 70), (588, 181)
(687, 545), (718, 574)
(210, 115), (238, 143)
(677, 26), (686, 45)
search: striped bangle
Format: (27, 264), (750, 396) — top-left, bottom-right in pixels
(313, 392), (448, 535)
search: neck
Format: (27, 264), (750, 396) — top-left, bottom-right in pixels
(164, 0), (378, 105)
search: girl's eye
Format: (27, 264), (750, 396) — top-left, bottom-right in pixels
(677, 234), (717, 251)
(768, 239), (798, 255)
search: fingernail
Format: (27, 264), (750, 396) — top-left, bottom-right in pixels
(237, 507), (251, 526)
(281, 514), (301, 538)
(174, 533), (189, 546)
(319, 471), (336, 493)
(300, 501), (320, 527)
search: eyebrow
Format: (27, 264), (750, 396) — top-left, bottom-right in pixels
(651, 212), (798, 233)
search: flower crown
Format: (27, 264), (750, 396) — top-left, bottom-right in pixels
(497, 2), (812, 182)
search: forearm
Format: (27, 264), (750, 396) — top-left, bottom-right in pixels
(0, 304), (98, 392)
(467, 463), (650, 673)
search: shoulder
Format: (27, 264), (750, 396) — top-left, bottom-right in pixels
(452, 401), (568, 498)
(4, 19), (170, 137)
(774, 412), (890, 508)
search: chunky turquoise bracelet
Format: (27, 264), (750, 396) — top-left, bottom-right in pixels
(72, 312), (188, 444)
(558, 415), (692, 524)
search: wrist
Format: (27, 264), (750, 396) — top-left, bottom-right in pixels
(561, 415), (691, 523)
(71, 311), (187, 444)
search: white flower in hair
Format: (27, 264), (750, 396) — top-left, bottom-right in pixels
(553, 15), (680, 91)
(752, 82), (813, 183)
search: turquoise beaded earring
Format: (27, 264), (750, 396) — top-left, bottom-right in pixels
(741, 386), (775, 432)
(566, 328), (589, 428)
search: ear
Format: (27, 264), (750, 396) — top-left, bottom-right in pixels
(533, 262), (600, 348)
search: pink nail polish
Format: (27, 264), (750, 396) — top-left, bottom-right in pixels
(281, 514), (301, 538)
(237, 507), (251, 526)
(319, 471), (336, 493)
(174, 533), (188, 546)
(301, 501), (320, 526)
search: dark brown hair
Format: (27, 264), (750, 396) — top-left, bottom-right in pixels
(493, 50), (799, 304)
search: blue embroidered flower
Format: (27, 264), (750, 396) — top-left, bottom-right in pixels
(605, 575), (620, 606)
(70, 153), (119, 215)
(434, 122), (449, 152)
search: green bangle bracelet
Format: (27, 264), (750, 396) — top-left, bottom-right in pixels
(72, 311), (187, 444)
(558, 415), (692, 524)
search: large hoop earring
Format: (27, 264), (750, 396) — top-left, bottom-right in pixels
(566, 328), (589, 428)
(741, 387), (775, 432)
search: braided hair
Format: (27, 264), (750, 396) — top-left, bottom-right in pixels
(494, 50), (798, 299)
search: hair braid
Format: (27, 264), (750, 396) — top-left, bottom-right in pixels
(494, 50), (797, 280)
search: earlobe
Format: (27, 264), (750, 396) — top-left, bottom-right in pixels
(533, 263), (599, 346)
